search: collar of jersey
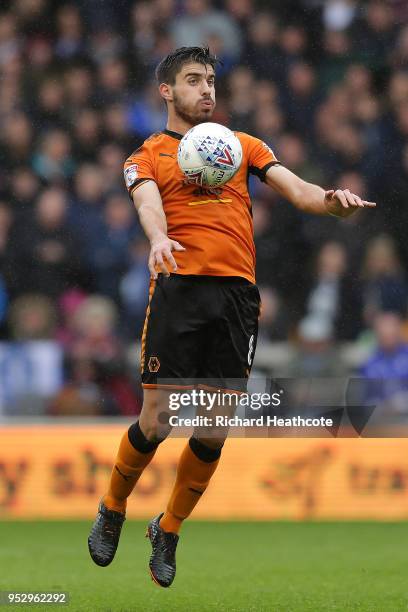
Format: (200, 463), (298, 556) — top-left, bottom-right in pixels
(162, 129), (182, 140)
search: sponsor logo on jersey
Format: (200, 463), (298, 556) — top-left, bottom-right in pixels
(192, 187), (223, 196)
(124, 164), (138, 187)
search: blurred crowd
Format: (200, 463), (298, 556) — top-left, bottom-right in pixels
(0, 0), (408, 417)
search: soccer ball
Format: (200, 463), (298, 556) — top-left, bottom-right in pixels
(177, 122), (242, 187)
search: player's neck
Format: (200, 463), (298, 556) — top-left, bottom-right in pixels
(166, 113), (193, 136)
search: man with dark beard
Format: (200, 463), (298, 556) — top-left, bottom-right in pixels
(88, 46), (375, 587)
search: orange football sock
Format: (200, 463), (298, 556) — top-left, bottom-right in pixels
(103, 427), (157, 513)
(159, 439), (221, 534)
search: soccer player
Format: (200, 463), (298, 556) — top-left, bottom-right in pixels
(88, 46), (375, 587)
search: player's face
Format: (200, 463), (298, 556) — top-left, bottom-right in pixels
(172, 63), (216, 125)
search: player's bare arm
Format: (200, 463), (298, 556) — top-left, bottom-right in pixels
(131, 180), (185, 279)
(265, 164), (376, 217)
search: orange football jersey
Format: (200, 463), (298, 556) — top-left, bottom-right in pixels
(123, 129), (279, 284)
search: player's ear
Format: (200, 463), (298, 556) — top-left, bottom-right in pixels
(159, 82), (173, 103)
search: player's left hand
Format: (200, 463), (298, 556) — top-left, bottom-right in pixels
(324, 189), (376, 218)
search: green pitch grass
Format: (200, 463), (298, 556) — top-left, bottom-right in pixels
(0, 521), (407, 612)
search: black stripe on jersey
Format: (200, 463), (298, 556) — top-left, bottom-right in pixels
(128, 177), (155, 199)
(163, 129), (183, 140)
(249, 161), (281, 182)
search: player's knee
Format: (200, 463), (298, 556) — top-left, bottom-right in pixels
(128, 420), (168, 451)
(138, 391), (173, 442)
(191, 436), (225, 456)
(138, 418), (171, 444)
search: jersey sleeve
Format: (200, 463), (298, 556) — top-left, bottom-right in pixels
(241, 133), (280, 182)
(123, 143), (156, 198)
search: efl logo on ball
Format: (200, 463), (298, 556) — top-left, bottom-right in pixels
(177, 122), (242, 187)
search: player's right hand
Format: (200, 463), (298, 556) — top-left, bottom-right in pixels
(149, 236), (185, 279)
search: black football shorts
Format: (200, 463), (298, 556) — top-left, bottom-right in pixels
(141, 274), (261, 391)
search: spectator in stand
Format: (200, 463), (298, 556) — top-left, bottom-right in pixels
(54, 3), (85, 61)
(392, 24), (408, 69)
(279, 24), (309, 72)
(171, 0), (242, 61)
(68, 163), (106, 247)
(283, 62), (320, 140)
(72, 107), (102, 162)
(0, 112), (34, 172)
(4, 293), (62, 414)
(227, 66), (256, 132)
(299, 241), (363, 341)
(319, 29), (355, 92)
(328, 170), (379, 263)
(0, 12), (21, 68)
(224, 0), (253, 31)
(253, 194), (307, 315)
(276, 132), (324, 186)
(353, 0), (397, 71)
(86, 192), (139, 303)
(119, 237), (151, 336)
(245, 12), (283, 82)
(63, 63), (94, 112)
(253, 103), (285, 144)
(382, 142), (408, 271)
(87, 28), (126, 66)
(129, 1), (157, 76)
(0, 201), (14, 273)
(31, 129), (75, 182)
(322, 0), (358, 32)
(98, 57), (132, 105)
(65, 295), (141, 415)
(8, 293), (57, 341)
(127, 81), (167, 139)
(55, 288), (88, 352)
(103, 103), (135, 152)
(358, 312), (408, 422)
(361, 312), (408, 378)
(361, 234), (408, 326)
(34, 77), (67, 130)
(289, 315), (347, 377)
(49, 355), (118, 417)
(257, 286), (289, 342)
(69, 295), (122, 362)
(5, 187), (87, 298)
(97, 142), (127, 192)
(8, 167), (40, 220)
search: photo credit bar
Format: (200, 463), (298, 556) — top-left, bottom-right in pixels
(144, 377), (404, 438)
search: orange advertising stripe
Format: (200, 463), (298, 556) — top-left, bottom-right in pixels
(1, 427), (408, 520)
(140, 279), (156, 373)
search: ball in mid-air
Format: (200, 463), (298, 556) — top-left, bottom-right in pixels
(177, 122), (242, 187)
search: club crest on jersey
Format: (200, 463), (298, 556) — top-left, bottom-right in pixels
(124, 164), (138, 187)
(216, 146), (234, 167)
(148, 356), (160, 373)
